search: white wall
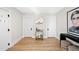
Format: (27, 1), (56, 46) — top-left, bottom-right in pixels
(56, 7), (75, 39)
(23, 15), (36, 37)
(23, 14), (56, 38)
(0, 8), (10, 50)
(7, 8), (23, 47)
(43, 15), (56, 37)
(0, 8), (23, 50)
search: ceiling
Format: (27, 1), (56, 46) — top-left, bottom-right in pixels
(16, 7), (63, 15)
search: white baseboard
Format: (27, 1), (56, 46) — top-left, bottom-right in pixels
(22, 35), (33, 38)
(23, 35), (48, 39)
(32, 36), (35, 38)
(32, 36), (48, 38)
(44, 36), (48, 38)
(10, 35), (23, 48)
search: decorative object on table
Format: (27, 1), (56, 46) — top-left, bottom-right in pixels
(35, 17), (44, 40)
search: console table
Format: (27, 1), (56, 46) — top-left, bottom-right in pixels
(60, 33), (79, 45)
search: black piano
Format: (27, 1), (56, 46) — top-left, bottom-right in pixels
(60, 33), (79, 44)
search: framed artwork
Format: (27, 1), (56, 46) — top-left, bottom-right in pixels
(67, 7), (79, 36)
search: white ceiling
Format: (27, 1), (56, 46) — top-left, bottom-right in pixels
(16, 7), (63, 15)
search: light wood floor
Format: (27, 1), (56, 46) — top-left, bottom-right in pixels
(7, 37), (63, 51)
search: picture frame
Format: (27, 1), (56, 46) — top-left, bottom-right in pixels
(67, 7), (79, 36)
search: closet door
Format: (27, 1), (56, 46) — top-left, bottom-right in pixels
(0, 9), (10, 50)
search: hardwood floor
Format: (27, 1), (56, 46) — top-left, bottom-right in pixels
(7, 37), (63, 51)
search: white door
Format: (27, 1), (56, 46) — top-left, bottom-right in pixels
(0, 9), (10, 50)
(44, 16), (57, 38)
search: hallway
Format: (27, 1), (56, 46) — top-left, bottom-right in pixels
(7, 37), (63, 51)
